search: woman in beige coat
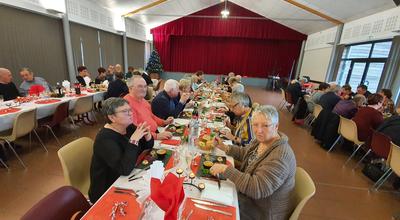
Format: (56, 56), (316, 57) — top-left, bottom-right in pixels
(211, 105), (297, 220)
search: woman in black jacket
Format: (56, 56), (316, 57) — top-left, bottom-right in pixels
(88, 98), (154, 203)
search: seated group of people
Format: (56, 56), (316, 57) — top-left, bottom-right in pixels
(89, 72), (298, 219)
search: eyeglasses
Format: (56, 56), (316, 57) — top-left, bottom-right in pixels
(114, 109), (132, 115)
(251, 123), (274, 129)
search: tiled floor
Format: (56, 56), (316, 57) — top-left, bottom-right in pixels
(0, 87), (399, 219)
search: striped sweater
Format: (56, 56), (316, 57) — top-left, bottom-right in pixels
(224, 132), (297, 220)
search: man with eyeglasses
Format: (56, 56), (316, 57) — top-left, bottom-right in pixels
(124, 76), (173, 140)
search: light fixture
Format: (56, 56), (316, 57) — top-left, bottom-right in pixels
(221, 0), (229, 18)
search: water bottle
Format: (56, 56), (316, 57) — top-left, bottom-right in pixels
(188, 119), (195, 147)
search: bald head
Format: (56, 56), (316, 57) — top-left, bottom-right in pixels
(0, 68), (13, 84)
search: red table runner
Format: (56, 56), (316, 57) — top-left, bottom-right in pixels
(0, 107), (21, 115)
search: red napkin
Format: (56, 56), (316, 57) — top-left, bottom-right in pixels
(161, 139), (181, 146)
(150, 173), (185, 220)
(28, 85), (45, 96)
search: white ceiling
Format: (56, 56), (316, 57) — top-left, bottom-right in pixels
(89, 0), (397, 34)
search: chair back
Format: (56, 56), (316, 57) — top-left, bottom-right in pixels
(21, 186), (90, 220)
(389, 142), (400, 177)
(289, 167), (316, 220)
(72, 96), (93, 116)
(145, 87), (154, 101)
(285, 91), (295, 105)
(370, 131), (391, 159)
(339, 116), (363, 145)
(50, 101), (69, 127)
(313, 104), (323, 118)
(58, 137), (94, 196)
(11, 108), (37, 139)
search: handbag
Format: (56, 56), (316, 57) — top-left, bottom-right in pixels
(362, 163), (385, 182)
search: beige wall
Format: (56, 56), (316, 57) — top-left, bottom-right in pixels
(300, 47), (332, 82)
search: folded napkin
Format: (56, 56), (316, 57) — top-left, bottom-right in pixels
(29, 84), (45, 96)
(150, 173), (185, 220)
(161, 139), (181, 146)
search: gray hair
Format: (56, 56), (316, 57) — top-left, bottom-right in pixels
(164, 79), (179, 92)
(329, 84), (341, 94)
(19, 67), (33, 74)
(353, 94), (366, 107)
(101, 98), (129, 123)
(179, 78), (191, 91)
(231, 92), (251, 108)
(254, 105), (279, 125)
(127, 75), (144, 88)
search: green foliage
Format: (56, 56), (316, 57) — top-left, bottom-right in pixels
(145, 50), (164, 74)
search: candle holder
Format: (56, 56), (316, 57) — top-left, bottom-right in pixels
(175, 169), (205, 192)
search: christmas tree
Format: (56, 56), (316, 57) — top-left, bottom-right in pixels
(146, 50), (164, 74)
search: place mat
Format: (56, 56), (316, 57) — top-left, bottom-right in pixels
(81, 187), (142, 220)
(181, 198), (236, 220)
(161, 139), (181, 146)
(0, 107), (21, 115)
(34, 99), (61, 104)
(191, 155), (231, 180)
(135, 149), (175, 170)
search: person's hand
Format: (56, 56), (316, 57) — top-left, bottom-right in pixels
(214, 136), (228, 152)
(165, 116), (174, 125)
(224, 117), (231, 126)
(210, 163), (228, 176)
(130, 123), (147, 144)
(220, 129), (235, 141)
(157, 131), (172, 140)
(179, 92), (190, 103)
(141, 122), (152, 141)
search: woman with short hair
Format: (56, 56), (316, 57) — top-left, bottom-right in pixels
(211, 105), (296, 219)
(88, 98), (154, 203)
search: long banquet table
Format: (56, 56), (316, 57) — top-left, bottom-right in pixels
(82, 88), (240, 220)
(0, 91), (105, 132)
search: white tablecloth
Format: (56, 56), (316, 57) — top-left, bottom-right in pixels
(0, 91), (105, 132)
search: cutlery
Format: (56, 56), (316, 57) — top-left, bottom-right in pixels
(185, 209), (193, 220)
(114, 190), (138, 197)
(216, 174), (221, 189)
(191, 199), (229, 208)
(194, 204), (232, 216)
(128, 176), (143, 182)
(128, 167), (150, 179)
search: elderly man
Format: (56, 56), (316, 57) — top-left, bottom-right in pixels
(318, 83), (342, 111)
(357, 84), (371, 98)
(124, 76), (173, 140)
(151, 79), (190, 119)
(0, 68), (20, 101)
(19, 68), (51, 96)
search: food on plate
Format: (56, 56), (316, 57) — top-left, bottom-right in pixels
(203, 160), (214, 170)
(156, 149), (167, 160)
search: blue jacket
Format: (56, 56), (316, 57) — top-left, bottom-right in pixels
(151, 91), (185, 119)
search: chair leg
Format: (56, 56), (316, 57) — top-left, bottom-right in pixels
(91, 111), (98, 122)
(45, 125), (62, 148)
(373, 170), (393, 191)
(353, 149), (371, 170)
(344, 144), (363, 166)
(4, 140), (26, 169)
(328, 135), (341, 152)
(33, 129), (48, 153)
(0, 158), (9, 171)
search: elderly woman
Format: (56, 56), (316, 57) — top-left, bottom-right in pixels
(89, 98), (154, 203)
(211, 105), (296, 219)
(222, 92), (254, 146)
(333, 94), (366, 119)
(124, 75), (173, 140)
(228, 76), (244, 93)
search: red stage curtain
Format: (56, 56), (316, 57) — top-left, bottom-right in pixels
(151, 2), (307, 78)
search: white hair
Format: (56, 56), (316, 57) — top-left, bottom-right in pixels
(164, 79), (179, 92)
(254, 105), (279, 125)
(127, 75), (144, 88)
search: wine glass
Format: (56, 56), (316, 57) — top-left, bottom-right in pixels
(0, 95), (3, 107)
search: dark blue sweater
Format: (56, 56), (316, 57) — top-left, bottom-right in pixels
(151, 91), (185, 119)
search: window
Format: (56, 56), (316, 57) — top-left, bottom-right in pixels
(336, 40), (392, 93)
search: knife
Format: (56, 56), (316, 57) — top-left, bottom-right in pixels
(194, 203), (232, 216)
(191, 199), (229, 208)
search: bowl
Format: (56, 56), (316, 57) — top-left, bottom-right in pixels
(156, 149), (167, 160)
(203, 160), (214, 170)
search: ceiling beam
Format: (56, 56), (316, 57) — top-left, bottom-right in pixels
(123, 0), (168, 17)
(284, 0), (343, 25)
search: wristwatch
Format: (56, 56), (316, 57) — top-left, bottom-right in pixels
(130, 139), (139, 146)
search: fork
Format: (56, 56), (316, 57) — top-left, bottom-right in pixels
(114, 190), (138, 197)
